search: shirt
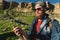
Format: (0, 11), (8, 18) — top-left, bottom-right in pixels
(36, 19), (42, 33)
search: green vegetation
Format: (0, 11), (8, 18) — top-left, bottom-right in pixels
(0, 10), (35, 40)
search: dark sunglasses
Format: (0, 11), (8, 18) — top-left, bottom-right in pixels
(34, 8), (43, 11)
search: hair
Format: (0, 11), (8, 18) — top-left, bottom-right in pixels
(36, 1), (46, 8)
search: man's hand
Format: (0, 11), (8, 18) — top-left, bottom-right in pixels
(13, 26), (28, 40)
(13, 26), (23, 36)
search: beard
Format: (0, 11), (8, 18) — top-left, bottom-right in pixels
(36, 15), (42, 19)
(35, 13), (45, 19)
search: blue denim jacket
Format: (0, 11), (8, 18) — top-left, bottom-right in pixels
(51, 19), (60, 40)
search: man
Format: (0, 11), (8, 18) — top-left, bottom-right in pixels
(13, 1), (59, 40)
(27, 1), (52, 40)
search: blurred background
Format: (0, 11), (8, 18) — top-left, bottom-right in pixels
(0, 0), (60, 40)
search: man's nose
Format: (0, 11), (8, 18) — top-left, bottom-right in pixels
(38, 10), (41, 13)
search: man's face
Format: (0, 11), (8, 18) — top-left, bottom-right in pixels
(35, 6), (45, 19)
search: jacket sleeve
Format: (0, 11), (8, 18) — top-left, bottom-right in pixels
(51, 20), (59, 40)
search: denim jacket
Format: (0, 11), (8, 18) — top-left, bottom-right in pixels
(51, 19), (60, 40)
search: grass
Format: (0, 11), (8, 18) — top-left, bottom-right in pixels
(0, 10), (35, 40)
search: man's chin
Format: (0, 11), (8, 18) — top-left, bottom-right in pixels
(36, 16), (41, 19)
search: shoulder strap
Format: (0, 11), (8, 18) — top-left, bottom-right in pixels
(37, 18), (50, 34)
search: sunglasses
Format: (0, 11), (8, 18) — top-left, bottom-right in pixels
(34, 8), (43, 11)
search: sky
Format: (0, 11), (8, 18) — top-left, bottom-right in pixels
(5, 0), (60, 4)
